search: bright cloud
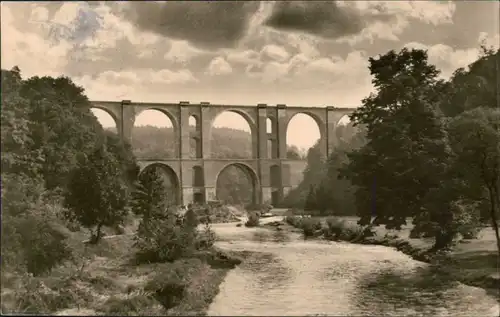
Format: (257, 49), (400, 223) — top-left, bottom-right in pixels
(206, 57), (233, 76)
(404, 32), (499, 79)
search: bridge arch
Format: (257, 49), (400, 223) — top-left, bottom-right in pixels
(133, 107), (179, 129)
(215, 162), (259, 205)
(285, 111), (325, 158)
(207, 108), (258, 159)
(90, 107), (119, 133)
(139, 163), (181, 205)
(132, 108), (179, 158)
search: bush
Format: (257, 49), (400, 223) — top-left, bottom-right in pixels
(338, 224), (365, 241)
(10, 268), (95, 315)
(134, 215), (195, 263)
(325, 217), (347, 238)
(323, 217), (373, 242)
(285, 215), (302, 227)
(2, 214), (73, 276)
(458, 219), (481, 240)
(301, 218), (322, 237)
(13, 274), (64, 314)
(196, 223), (217, 249)
(144, 259), (203, 310)
(244, 211), (260, 227)
(97, 293), (158, 316)
(134, 208), (215, 263)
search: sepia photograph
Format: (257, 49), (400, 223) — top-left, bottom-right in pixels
(1, 0), (499, 315)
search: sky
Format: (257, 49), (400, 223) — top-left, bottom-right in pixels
(2, 1), (499, 149)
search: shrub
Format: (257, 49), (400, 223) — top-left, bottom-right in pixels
(97, 293), (158, 316)
(338, 224), (364, 241)
(134, 215), (192, 263)
(301, 218), (322, 237)
(325, 217), (347, 239)
(458, 218), (481, 240)
(13, 274), (63, 314)
(285, 215), (302, 227)
(144, 259), (203, 310)
(245, 211), (260, 227)
(193, 249), (243, 269)
(133, 167), (204, 263)
(196, 223), (217, 249)
(323, 217), (374, 242)
(2, 214), (73, 276)
(10, 268), (94, 315)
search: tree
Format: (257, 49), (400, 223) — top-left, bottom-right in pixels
(131, 168), (171, 221)
(304, 184), (317, 212)
(104, 131), (140, 188)
(64, 144), (130, 244)
(287, 146), (304, 160)
(440, 47), (499, 118)
(448, 107), (500, 256)
(282, 125), (364, 212)
(341, 48), (455, 249)
(1, 67), (43, 178)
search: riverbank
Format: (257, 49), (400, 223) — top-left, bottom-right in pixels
(266, 216), (499, 302)
(1, 229), (252, 316)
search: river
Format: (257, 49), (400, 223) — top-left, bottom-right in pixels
(207, 216), (499, 316)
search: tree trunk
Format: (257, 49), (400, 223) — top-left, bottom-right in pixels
(487, 186), (500, 260)
(431, 230), (455, 252)
(90, 223), (103, 244)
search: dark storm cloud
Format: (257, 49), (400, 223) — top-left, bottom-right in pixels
(117, 1), (261, 51)
(264, 1), (388, 40)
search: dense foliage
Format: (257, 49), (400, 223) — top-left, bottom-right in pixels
(284, 45), (499, 253)
(131, 168), (172, 221)
(283, 123), (365, 214)
(132, 168), (215, 263)
(1, 67), (138, 274)
(64, 144), (131, 244)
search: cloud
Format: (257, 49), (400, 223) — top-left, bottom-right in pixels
(339, 1), (456, 45)
(164, 40), (205, 65)
(206, 57), (233, 76)
(293, 51), (369, 88)
(245, 49), (370, 89)
(284, 33), (320, 58)
(404, 32), (499, 78)
(117, 1), (260, 50)
(264, 1), (456, 45)
(260, 44), (290, 62)
(74, 68), (197, 100)
(1, 3), (73, 78)
(264, 1), (372, 40)
(225, 49), (260, 65)
(350, 1), (456, 26)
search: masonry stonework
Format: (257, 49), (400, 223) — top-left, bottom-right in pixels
(91, 100), (353, 206)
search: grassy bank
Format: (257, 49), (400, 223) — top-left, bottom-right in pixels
(279, 215), (499, 301)
(1, 227), (248, 316)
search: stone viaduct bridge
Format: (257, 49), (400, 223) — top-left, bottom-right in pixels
(90, 100), (353, 206)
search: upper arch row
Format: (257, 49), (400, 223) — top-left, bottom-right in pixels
(90, 100), (354, 136)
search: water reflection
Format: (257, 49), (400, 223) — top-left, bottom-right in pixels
(353, 266), (497, 316)
(208, 218), (499, 316)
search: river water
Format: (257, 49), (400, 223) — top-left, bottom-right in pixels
(207, 217), (499, 316)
